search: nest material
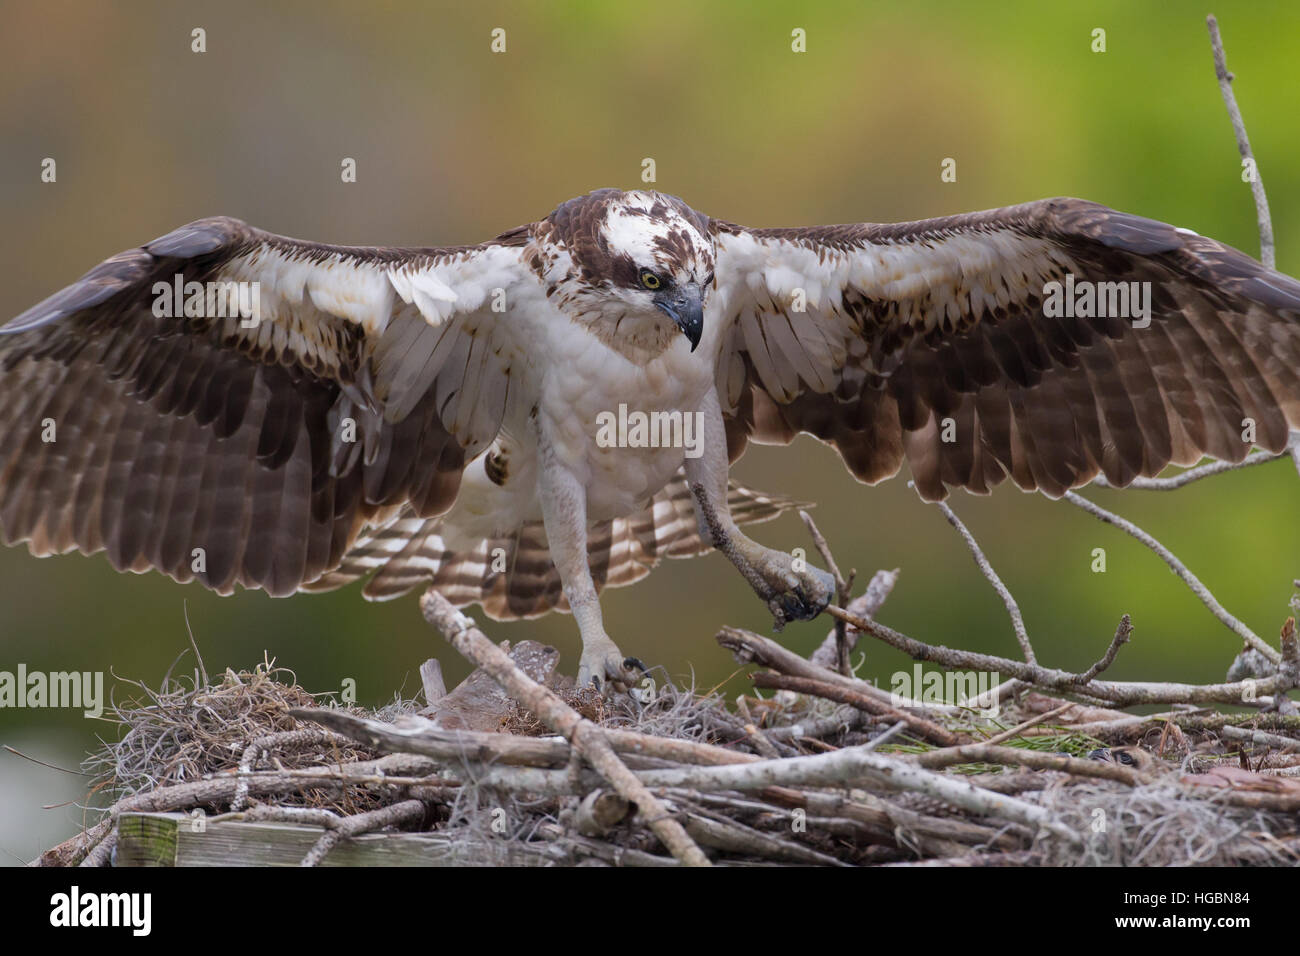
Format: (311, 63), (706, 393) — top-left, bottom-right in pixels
(35, 466), (1300, 868)
(38, 648), (1300, 868)
(82, 658), (415, 817)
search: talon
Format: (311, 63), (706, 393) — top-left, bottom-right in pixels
(577, 638), (648, 696)
(778, 592), (812, 621)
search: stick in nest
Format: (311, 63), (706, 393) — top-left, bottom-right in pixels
(419, 588), (712, 867)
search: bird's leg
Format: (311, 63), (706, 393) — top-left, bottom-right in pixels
(686, 390), (835, 629)
(536, 441), (643, 691)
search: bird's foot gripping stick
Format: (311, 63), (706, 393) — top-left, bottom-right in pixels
(689, 482), (835, 631)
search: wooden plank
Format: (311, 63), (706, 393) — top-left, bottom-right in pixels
(115, 812), (547, 866)
(117, 813), (180, 866)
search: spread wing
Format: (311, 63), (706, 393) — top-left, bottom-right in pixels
(710, 198), (1300, 500)
(0, 217), (535, 596)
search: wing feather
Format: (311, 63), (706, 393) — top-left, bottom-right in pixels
(0, 216), (534, 595)
(712, 198), (1300, 499)
(312, 472), (804, 617)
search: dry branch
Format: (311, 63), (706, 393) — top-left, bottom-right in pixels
(1063, 492), (1276, 662)
(419, 588), (711, 867)
(1207, 13), (1274, 267)
(935, 501), (1035, 663)
(810, 568), (899, 670)
(751, 671), (963, 746)
(820, 604), (1297, 707)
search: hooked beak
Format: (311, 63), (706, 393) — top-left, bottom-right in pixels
(654, 284), (704, 352)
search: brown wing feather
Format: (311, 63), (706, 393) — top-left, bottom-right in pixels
(0, 217), (530, 595)
(713, 198), (1300, 500)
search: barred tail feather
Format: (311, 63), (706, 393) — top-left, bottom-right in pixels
(301, 470), (805, 619)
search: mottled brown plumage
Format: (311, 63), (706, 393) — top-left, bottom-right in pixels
(2, 191), (1298, 626)
(0, 218), (529, 596)
(711, 199), (1300, 500)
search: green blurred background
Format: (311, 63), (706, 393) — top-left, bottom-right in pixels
(2, 0), (1298, 863)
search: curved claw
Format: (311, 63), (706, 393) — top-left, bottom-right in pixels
(768, 566), (836, 630)
(577, 640), (647, 696)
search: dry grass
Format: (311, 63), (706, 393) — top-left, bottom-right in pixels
(44, 650), (1300, 868)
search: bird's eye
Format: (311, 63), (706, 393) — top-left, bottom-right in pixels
(639, 270), (662, 290)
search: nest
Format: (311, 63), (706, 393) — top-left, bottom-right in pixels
(30, 460), (1300, 868)
(80, 657), (417, 818)
(33, 638), (1300, 868)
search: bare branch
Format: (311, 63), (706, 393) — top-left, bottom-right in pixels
(1063, 491), (1276, 662)
(935, 501), (1035, 663)
(800, 510), (855, 674)
(1207, 14), (1275, 268)
(810, 568), (899, 670)
(811, 608), (1297, 706)
(751, 670), (964, 746)
(1074, 615), (1134, 685)
(419, 588), (711, 867)
(980, 703), (1073, 747)
(632, 745), (1079, 842)
(912, 745), (1150, 786)
(1092, 448), (1289, 490)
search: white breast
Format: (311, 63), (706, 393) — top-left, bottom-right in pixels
(540, 316), (715, 521)
(437, 287), (721, 541)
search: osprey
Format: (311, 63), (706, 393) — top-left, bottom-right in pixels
(3, 189), (1299, 686)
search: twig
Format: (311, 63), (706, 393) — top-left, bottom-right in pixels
(30, 820), (114, 868)
(864, 721), (910, 752)
(630, 745), (1079, 842)
(1073, 616), (1134, 684)
(1059, 710), (1300, 740)
(913, 744), (1151, 786)
(682, 807), (847, 865)
(182, 601), (208, 689)
(1063, 492), (1277, 662)
(291, 706), (758, 769)
(980, 703), (1073, 746)
(718, 625), (958, 717)
(233, 728), (349, 812)
(760, 704), (869, 743)
(1207, 14), (1274, 268)
(419, 588), (711, 867)
(80, 831), (117, 868)
(735, 697), (783, 759)
(935, 501), (1035, 664)
(1092, 449), (1288, 489)
(810, 569), (900, 671)
(762, 785), (1016, 851)
(800, 510), (855, 674)
(213, 800), (427, 866)
(814, 608), (1298, 706)
(751, 671), (964, 746)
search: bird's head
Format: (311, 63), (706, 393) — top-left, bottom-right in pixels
(534, 189), (715, 356)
